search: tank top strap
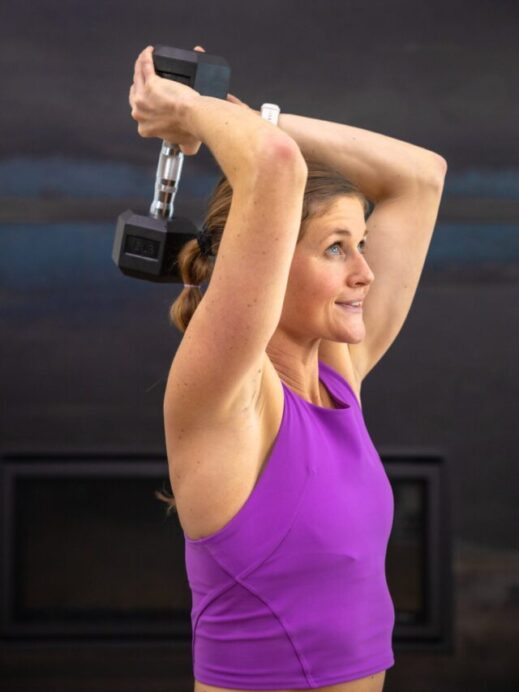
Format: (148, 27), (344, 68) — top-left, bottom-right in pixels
(317, 359), (360, 411)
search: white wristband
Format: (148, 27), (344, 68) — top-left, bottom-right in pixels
(260, 103), (280, 126)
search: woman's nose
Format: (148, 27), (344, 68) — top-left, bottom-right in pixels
(350, 253), (375, 286)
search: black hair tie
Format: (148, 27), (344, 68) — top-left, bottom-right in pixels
(197, 226), (215, 258)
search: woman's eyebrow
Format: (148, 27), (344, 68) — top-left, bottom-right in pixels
(326, 228), (369, 239)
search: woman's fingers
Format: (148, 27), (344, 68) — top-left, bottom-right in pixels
(135, 44), (202, 93)
(129, 44), (207, 144)
(133, 52), (144, 92)
(133, 45), (154, 93)
(140, 45), (155, 82)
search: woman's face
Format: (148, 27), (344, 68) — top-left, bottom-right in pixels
(282, 195), (375, 345)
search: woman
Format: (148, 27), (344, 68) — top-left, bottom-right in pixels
(130, 45), (447, 692)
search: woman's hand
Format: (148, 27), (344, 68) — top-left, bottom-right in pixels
(129, 45), (204, 155)
(129, 44), (259, 154)
(191, 46), (254, 113)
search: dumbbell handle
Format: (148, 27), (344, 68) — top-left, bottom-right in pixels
(149, 140), (184, 220)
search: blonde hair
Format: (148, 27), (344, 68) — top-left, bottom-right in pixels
(156, 158), (369, 515)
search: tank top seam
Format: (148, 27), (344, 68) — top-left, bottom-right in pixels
(192, 584), (316, 686)
(191, 577), (238, 672)
(193, 465), (310, 583)
(231, 574), (318, 687)
(193, 473), (316, 686)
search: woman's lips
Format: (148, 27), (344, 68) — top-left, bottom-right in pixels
(337, 303), (363, 313)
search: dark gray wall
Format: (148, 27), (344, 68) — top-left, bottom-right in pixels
(1, 0), (518, 167)
(1, 1), (518, 690)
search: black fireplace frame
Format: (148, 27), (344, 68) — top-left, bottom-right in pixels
(0, 450), (453, 653)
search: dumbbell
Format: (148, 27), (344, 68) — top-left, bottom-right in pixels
(112, 45), (231, 282)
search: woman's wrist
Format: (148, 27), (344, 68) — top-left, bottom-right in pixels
(181, 92), (206, 141)
(184, 94), (284, 187)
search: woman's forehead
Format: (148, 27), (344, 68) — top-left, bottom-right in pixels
(306, 199), (365, 239)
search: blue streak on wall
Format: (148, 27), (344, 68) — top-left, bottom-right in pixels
(2, 157), (519, 199)
(0, 157), (217, 198)
(0, 223), (182, 326)
(0, 223), (518, 294)
(0, 159), (518, 282)
(425, 223), (519, 266)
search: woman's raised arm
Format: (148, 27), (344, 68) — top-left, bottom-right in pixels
(274, 110), (447, 382)
(129, 46), (305, 188)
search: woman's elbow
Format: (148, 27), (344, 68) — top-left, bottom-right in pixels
(429, 151), (448, 180)
(417, 151), (448, 188)
(435, 153), (448, 176)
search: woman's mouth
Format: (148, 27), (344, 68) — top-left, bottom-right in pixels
(336, 302), (363, 313)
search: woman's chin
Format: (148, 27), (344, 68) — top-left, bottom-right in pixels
(341, 323), (366, 343)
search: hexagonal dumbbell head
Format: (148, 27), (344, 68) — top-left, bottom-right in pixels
(152, 45), (230, 99)
(113, 209), (199, 283)
(112, 45), (230, 283)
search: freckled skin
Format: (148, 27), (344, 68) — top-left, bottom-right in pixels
(188, 198), (385, 692)
(266, 195), (375, 394)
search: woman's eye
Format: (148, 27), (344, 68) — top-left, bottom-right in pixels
(327, 240), (367, 255)
(327, 242), (342, 254)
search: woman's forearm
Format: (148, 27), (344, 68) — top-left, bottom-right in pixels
(275, 111), (447, 202)
(185, 95), (302, 189)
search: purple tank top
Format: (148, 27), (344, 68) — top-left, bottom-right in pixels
(183, 359), (395, 689)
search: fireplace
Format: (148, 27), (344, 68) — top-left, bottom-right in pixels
(0, 451), (452, 651)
